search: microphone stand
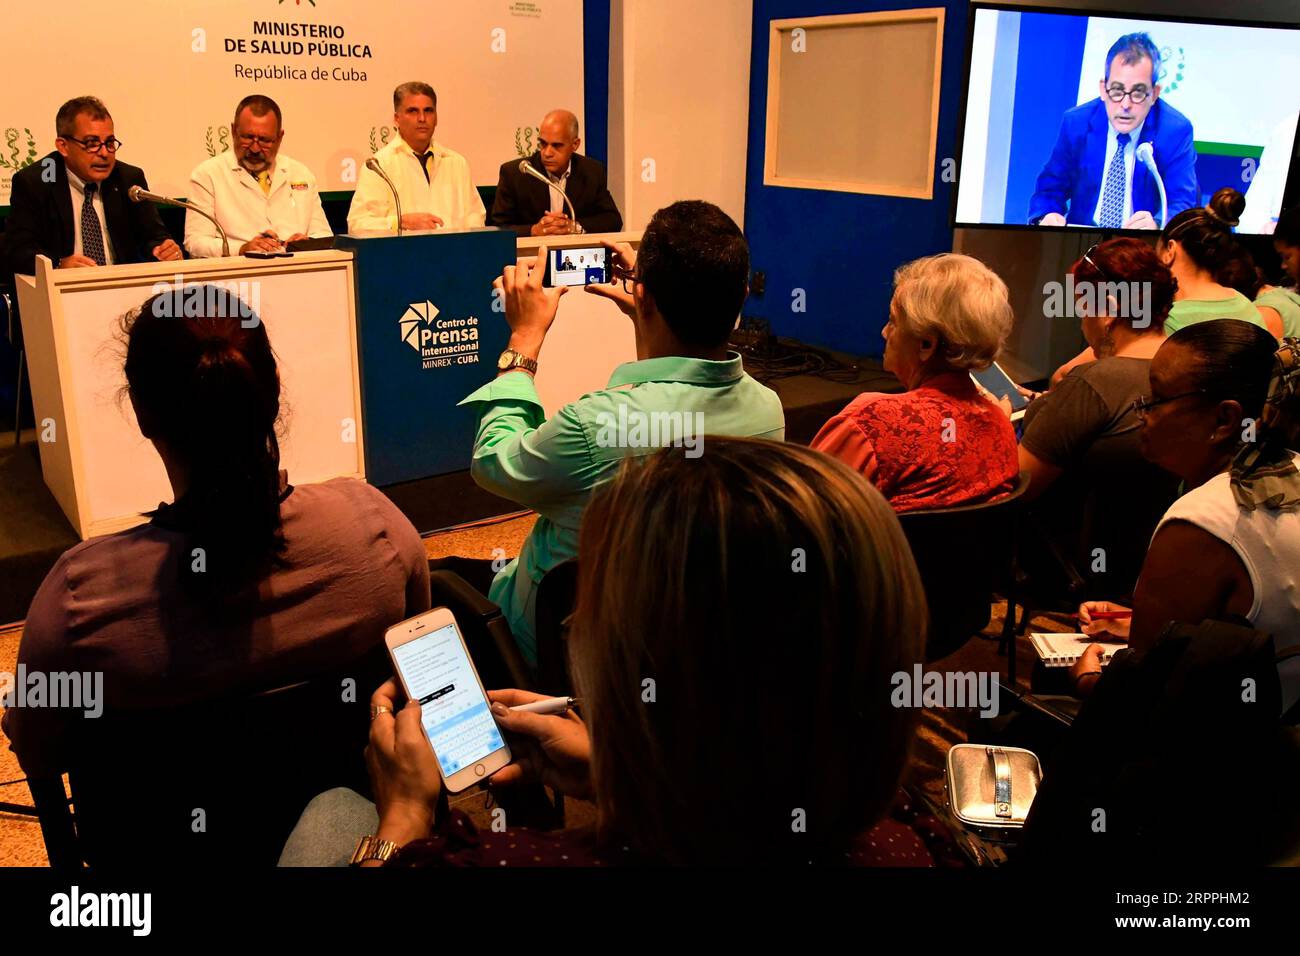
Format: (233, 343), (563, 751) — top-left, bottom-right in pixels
(520, 161), (579, 232)
(129, 186), (228, 256)
(366, 159), (404, 236)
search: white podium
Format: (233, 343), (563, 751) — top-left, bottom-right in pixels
(16, 252), (365, 539)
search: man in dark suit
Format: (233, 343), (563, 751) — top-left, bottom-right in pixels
(1028, 32), (1198, 230)
(5, 96), (180, 276)
(490, 109), (622, 238)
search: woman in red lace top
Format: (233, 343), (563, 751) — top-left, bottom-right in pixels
(356, 438), (961, 867)
(812, 254), (1019, 513)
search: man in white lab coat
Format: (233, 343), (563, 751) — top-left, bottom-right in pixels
(185, 95), (332, 257)
(346, 81), (486, 234)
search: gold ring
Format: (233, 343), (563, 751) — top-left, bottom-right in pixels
(370, 705), (392, 721)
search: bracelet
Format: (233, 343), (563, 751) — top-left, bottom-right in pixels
(1073, 669), (1103, 689)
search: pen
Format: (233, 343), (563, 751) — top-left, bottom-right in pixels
(507, 696), (578, 716)
(1087, 611), (1132, 620)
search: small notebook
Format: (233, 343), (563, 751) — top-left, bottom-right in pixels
(1029, 632), (1126, 667)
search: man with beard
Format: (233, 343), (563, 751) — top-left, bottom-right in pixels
(185, 94), (332, 257)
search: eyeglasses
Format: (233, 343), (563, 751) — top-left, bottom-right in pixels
(236, 134), (278, 149)
(1080, 243), (1111, 280)
(63, 136), (122, 154)
(1105, 84), (1151, 105)
(610, 262), (638, 295)
(1132, 389), (1209, 417)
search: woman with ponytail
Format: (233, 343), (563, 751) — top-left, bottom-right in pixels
(5, 286), (431, 778)
(1158, 188), (1273, 335)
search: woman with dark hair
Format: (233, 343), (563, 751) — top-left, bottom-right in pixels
(1158, 188), (1271, 335)
(1256, 204), (1300, 338)
(282, 438), (959, 867)
(3, 286), (431, 778)
(1013, 238), (1183, 599)
(1073, 321), (1300, 708)
(1050, 190), (1273, 385)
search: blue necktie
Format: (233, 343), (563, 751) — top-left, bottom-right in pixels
(1099, 132), (1131, 229)
(80, 182), (107, 265)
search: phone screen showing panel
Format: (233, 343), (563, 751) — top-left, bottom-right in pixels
(391, 623), (505, 777)
(548, 246), (609, 287)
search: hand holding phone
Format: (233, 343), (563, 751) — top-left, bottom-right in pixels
(365, 677), (442, 841)
(386, 607), (512, 792)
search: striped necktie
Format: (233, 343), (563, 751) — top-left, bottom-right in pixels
(80, 182), (107, 266)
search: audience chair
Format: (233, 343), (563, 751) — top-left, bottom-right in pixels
(534, 559), (579, 697)
(1, 255), (23, 445)
(30, 644), (391, 870)
(896, 472), (1031, 678)
(427, 562), (534, 691)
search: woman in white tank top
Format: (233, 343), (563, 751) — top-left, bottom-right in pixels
(1073, 322), (1300, 709)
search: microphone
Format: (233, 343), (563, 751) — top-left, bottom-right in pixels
(1135, 142), (1167, 230)
(519, 160), (579, 232)
(130, 185), (229, 257)
(365, 158), (404, 236)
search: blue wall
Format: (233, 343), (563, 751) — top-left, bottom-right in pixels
(743, 0), (968, 358)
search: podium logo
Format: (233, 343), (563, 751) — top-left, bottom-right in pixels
(400, 299), (481, 370)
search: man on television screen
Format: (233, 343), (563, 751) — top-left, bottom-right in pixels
(1028, 32), (1198, 229)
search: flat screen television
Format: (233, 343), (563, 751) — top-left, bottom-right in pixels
(952, 3), (1300, 235)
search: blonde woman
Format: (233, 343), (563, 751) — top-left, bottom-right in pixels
(291, 439), (959, 867)
(812, 253), (1019, 513)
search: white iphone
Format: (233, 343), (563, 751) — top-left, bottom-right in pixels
(384, 607), (512, 793)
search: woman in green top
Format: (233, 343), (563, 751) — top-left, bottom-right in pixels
(1255, 286), (1300, 338)
(1050, 189), (1269, 386)
(1157, 189), (1269, 335)
(1257, 204), (1300, 338)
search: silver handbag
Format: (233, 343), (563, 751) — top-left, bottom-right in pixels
(946, 744), (1042, 832)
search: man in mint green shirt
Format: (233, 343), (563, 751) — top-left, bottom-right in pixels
(459, 200), (785, 665)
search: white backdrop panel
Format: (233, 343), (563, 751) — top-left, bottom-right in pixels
(0, 0), (584, 203)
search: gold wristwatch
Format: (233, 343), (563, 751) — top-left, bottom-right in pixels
(497, 348), (538, 374)
(350, 834), (400, 866)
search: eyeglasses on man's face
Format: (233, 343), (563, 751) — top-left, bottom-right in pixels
(236, 133), (278, 149)
(63, 136), (122, 154)
(610, 262), (638, 295)
(1105, 84), (1151, 105)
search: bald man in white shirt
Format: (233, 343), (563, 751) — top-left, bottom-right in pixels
(186, 95), (332, 257)
(347, 81), (486, 234)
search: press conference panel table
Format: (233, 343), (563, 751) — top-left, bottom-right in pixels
(16, 229), (640, 539)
